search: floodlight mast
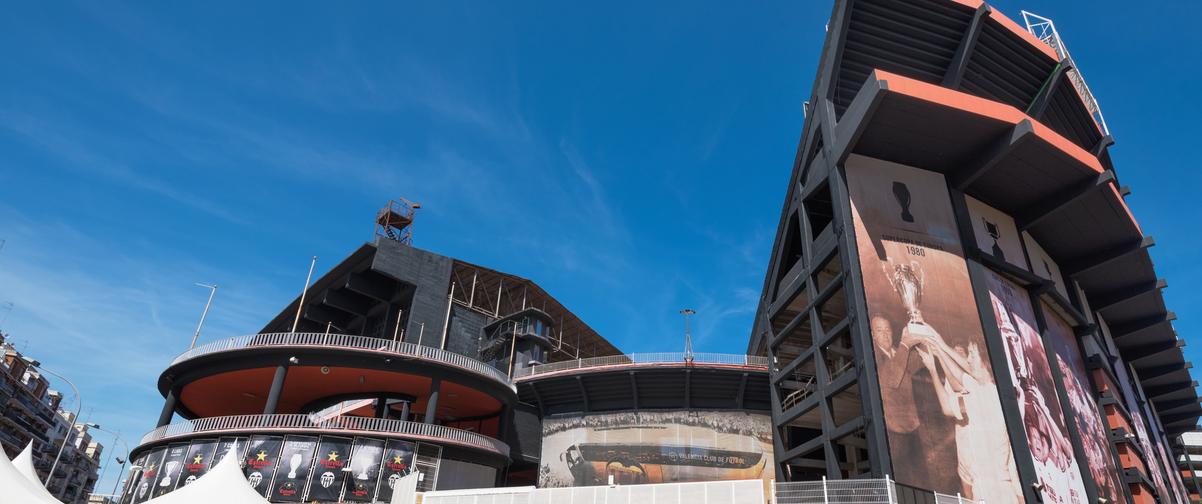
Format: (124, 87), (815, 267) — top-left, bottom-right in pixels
(1020, 10), (1110, 136)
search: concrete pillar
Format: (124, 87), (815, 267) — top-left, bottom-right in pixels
(263, 365), (288, 415)
(375, 396), (388, 419)
(424, 378), (441, 424)
(156, 389), (177, 428)
(400, 401), (411, 422)
(496, 405), (511, 441)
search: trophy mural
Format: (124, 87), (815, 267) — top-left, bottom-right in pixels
(887, 260), (925, 327)
(287, 453), (303, 479)
(160, 461), (179, 487)
(355, 454), (371, 480)
(984, 218), (1005, 260)
(892, 181), (914, 223)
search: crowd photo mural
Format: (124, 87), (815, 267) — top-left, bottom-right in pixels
(846, 154), (1024, 503)
(538, 410), (773, 487)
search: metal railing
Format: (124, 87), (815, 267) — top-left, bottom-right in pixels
(171, 333), (512, 387)
(775, 478), (896, 504)
(513, 352), (769, 379)
(138, 414), (509, 457)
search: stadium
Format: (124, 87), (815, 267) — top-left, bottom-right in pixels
(115, 1), (1197, 503)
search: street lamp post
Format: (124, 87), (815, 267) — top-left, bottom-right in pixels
(25, 359), (82, 486)
(679, 309), (696, 363)
(188, 283), (218, 350)
(84, 423), (130, 498)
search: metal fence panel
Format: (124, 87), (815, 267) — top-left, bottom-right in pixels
(775, 478), (895, 504)
(421, 479), (766, 504)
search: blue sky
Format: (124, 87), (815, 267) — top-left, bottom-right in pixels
(0, 0), (1198, 494)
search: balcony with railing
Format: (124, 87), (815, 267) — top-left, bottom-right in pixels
(512, 352), (770, 379)
(139, 414), (510, 458)
(172, 333), (513, 389)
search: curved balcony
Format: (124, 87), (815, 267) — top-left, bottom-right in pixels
(512, 352), (770, 380)
(139, 414), (509, 458)
(172, 333), (513, 390)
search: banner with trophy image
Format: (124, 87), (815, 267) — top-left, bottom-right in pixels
(269, 435), (318, 502)
(375, 440), (417, 502)
(174, 439), (217, 491)
(243, 435), (284, 497)
(344, 437), (387, 501)
(1043, 305), (1128, 504)
(986, 272), (1087, 504)
(305, 436), (353, 502)
(845, 154), (1023, 502)
(965, 196), (1026, 271)
(537, 409), (773, 488)
(151, 443), (190, 498)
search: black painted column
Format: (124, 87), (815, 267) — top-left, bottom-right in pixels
(424, 378), (441, 424)
(375, 396), (388, 419)
(156, 389), (177, 428)
(262, 365), (288, 415)
(497, 405), (511, 441)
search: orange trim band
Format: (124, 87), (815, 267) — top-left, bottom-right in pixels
(872, 69), (1104, 174)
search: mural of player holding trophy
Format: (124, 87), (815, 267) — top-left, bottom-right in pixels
(846, 154), (1022, 502)
(985, 271), (1087, 504)
(1045, 310), (1127, 504)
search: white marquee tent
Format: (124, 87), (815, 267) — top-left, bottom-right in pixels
(140, 445), (269, 504)
(0, 442), (60, 504)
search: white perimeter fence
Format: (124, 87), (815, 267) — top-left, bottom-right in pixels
(774, 478), (894, 504)
(421, 479), (767, 504)
(417, 477), (972, 504)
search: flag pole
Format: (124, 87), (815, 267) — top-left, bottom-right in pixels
(291, 256), (317, 333)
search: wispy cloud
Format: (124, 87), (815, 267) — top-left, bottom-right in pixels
(0, 204), (286, 475)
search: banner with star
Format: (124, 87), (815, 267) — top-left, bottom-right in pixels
(151, 443), (190, 499)
(374, 439), (416, 503)
(344, 437), (386, 502)
(305, 436), (353, 502)
(120, 450), (154, 504)
(243, 435), (284, 497)
(173, 439), (217, 491)
(270, 435), (319, 502)
(129, 447), (166, 504)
